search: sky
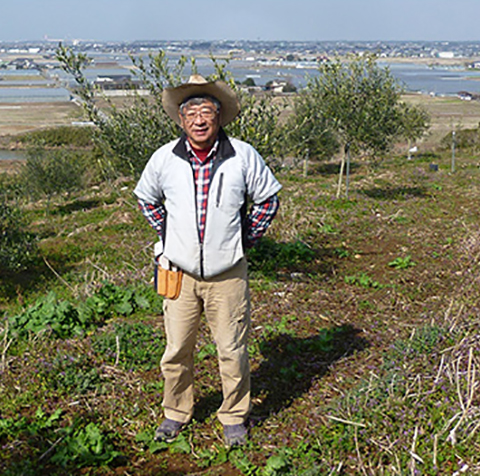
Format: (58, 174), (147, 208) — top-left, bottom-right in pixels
(1, 0), (479, 43)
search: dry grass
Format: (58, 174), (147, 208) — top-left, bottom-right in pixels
(0, 102), (82, 136)
(402, 93), (480, 148)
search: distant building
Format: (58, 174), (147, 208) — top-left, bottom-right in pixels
(457, 91), (480, 101)
(94, 74), (141, 90)
(438, 51), (455, 59)
(7, 58), (40, 70)
(265, 80), (287, 93)
(458, 91), (473, 101)
(264, 80), (297, 94)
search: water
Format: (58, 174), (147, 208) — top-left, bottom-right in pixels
(0, 87), (71, 102)
(159, 56), (480, 95)
(2, 59), (480, 102)
(0, 149), (27, 161)
(382, 62), (480, 95)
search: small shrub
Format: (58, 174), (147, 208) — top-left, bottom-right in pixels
(0, 199), (36, 271)
(441, 126), (480, 150)
(19, 148), (90, 198)
(18, 126), (94, 148)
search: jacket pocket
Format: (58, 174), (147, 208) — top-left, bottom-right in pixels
(216, 173), (224, 207)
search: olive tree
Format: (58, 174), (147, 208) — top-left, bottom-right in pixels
(397, 102), (431, 154)
(56, 46), (282, 178)
(57, 45), (181, 179)
(284, 84), (340, 170)
(207, 56), (283, 163)
(293, 54), (429, 196)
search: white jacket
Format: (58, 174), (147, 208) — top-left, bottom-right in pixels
(134, 131), (282, 278)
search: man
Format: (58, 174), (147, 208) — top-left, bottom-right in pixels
(134, 75), (281, 447)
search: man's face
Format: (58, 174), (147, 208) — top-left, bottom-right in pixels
(179, 99), (221, 150)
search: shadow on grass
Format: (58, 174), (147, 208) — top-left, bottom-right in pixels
(360, 186), (429, 200)
(0, 459), (185, 476)
(194, 325), (368, 423)
(53, 198), (103, 215)
(0, 255), (76, 301)
(312, 161), (361, 176)
(251, 324), (368, 420)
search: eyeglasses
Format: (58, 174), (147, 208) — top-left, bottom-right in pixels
(182, 107), (218, 123)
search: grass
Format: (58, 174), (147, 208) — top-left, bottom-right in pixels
(1, 139), (480, 474)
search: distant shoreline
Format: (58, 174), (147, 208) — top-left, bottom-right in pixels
(380, 56), (480, 67)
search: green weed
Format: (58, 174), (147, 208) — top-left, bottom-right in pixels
(0, 408), (121, 472)
(92, 321), (165, 371)
(333, 246), (350, 258)
(37, 351), (103, 395)
(319, 223), (337, 234)
(388, 255), (417, 269)
(8, 282), (151, 339)
(197, 342), (218, 361)
(135, 428), (168, 453)
(50, 421), (122, 468)
(344, 272), (382, 288)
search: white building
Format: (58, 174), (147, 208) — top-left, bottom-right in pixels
(438, 51), (455, 59)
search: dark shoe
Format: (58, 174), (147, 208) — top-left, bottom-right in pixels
(154, 418), (185, 442)
(223, 423), (248, 447)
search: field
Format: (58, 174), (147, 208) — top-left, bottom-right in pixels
(402, 93), (480, 148)
(2, 92), (480, 149)
(0, 102), (82, 137)
(1, 105), (480, 475)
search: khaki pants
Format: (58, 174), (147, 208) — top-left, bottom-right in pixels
(161, 258), (251, 426)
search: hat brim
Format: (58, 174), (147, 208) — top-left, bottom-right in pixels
(162, 80), (241, 127)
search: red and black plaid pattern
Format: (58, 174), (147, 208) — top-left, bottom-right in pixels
(186, 141), (217, 243)
(246, 195), (280, 247)
(138, 200), (165, 237)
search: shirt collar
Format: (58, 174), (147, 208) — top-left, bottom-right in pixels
(185, 138), (219, 162)
(172, 128), (236, 163)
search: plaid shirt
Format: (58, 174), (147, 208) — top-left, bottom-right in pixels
(138, 139), (279, 249)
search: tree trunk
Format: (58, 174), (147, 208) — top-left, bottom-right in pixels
(336, 145), (348, 198)
(345, 145), (351, 199)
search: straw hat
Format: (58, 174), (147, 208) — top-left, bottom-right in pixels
(162, 75), (241, 127)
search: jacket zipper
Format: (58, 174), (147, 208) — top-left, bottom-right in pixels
(199, 243), (204, 279)
(190, 165), (205, 278)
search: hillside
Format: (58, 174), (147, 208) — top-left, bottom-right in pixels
(1, 136), (479, 474)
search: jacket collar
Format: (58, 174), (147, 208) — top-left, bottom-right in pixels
(172, 128), (236, 163)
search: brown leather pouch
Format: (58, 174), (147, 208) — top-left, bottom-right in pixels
(155, 264), (183, 300)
